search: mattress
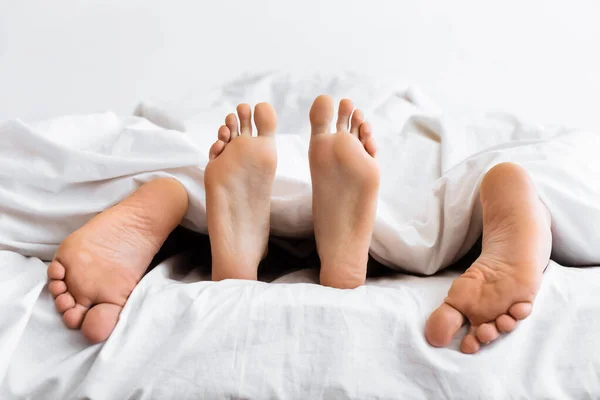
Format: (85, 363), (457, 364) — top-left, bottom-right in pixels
(2, 73), (600, 399)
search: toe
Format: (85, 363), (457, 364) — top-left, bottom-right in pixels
(47, 261), (65, 280)
(225, 113), (239, 139)
(509, 302), (533, 320)
(237, 103), (253, 136)
(209, 140), (226, 160)
(425, 302), (466, 347)
(254, 102), (277, 137)
(336, 98), (353, 132)
(359, 122), (377, 157)
(48, 280), (67, 296)
(81, 303), (123, 344)
(476, 322), (500, 343)
(349, 109), (364, 137)
(218, 125), (231, 143)
(63, 304), (88, 329)
(461, 327), (481, 354)
(496, 314), (518, 332)
(55, 292), (75, 312)
(309, 95), (334, 136)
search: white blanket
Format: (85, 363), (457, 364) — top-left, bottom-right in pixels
(2, 73), (600, 399)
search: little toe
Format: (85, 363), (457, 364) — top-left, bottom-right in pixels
(47, 261), (65, 280)
(218, 125), (231, 143)
(225, 113), (239, 139)
(81, 303), (123, 344)
(336, 98), (354, 132)
(509, 302), (533, 320)
(496, 314), (518, 333)
(349, 109), (364, 137)
(254, 102), (277, 137)
(48, 280), (67, 296)
(209, 140), (226, 160)
(237, 103), (253, 136)
(476, 322), (500, 343)
(461, 327), (481, 354)
(55, 292), (75, 312)
(63, 304), (88, 329)
(359, 122), (377, 157)
(309, 95), (334, 136)
(425, 302), (466, 348)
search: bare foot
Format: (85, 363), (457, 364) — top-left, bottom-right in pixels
(309, 95), (380, 289)
(205, 103), (277, 281)
(47, 178), (188, 343)
(425, 162), (552, 353)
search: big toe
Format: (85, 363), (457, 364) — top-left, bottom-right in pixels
(425, 302), (465, 347)
(309, 95), (334, 136)
(254, 102), (277, 137)
(81, 303), (123, 344)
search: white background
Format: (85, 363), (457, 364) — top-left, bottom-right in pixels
(1, 0), (600, 130)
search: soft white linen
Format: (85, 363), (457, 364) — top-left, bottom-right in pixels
(1, 73), (600, 399)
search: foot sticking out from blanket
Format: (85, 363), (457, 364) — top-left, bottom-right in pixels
(425, 162), (552, 354)
(205, 103), (277, 281)
(47, 178), (188, 343)
(309, 95), (379, 289)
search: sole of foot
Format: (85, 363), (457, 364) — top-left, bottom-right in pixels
(425, 162), (552, 353)
(47, 178), (188, 343)
(308, 95), (380, 289)
(204, 102), (278, 281)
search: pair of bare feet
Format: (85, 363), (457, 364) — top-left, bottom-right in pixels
(206, 96), (378, 288)
(47, 95), (552, 355)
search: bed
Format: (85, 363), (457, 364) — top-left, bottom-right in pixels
(2, 2), (600, 399)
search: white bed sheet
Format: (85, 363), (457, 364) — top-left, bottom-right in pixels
(1, 73), (600, 399)
(3, 257), (600, 399)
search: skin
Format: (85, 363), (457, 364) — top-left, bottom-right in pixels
(204, 102), (277, 281)
(425, 162), (552, 353)
(48, 178), (188, 343)
(308, 95), (379, 289)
